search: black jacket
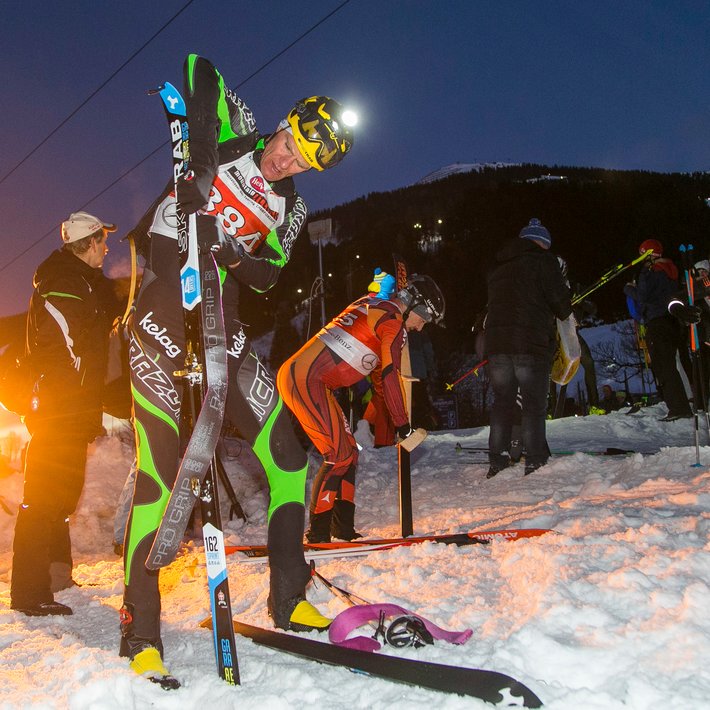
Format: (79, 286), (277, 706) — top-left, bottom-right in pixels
(624, 258), (680, 323)
(26, 248), (116, 437)
(485, 238), (572, 357)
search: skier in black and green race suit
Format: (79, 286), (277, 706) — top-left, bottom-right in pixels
(120, 53), (354, 682)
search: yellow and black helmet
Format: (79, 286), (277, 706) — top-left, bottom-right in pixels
(286, 96), (354, 171)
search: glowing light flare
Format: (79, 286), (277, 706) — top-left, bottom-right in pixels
(341, 109), (358, 127)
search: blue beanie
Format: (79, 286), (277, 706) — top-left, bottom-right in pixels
(368, 268), (396, 299)
(519, 218), (551, 248)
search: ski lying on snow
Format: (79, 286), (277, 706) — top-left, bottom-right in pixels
(199, 617), (543, 707)
(226, 528), (550, 561)
(454, 443), (647, 456)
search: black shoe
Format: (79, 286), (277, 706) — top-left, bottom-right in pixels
(119, 603), (165, 659)
(305, 510), (333, 543)
(12, 600), (73, 617)
(658, 413), (693, 422)
(332, 529), (363, 541)
(486, 462), (509, 479)
(524, 461), (546, 476)
(330, 500), (361, 540)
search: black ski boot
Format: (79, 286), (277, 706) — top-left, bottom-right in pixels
(330, 500), (362, 541)
(305, 510), (333, 543)
(11, 600), (73, 616)
(267, 555), (329, 632)
(524, 459), (547, 475)
(119, 603), (179, 689)
(268, 592), (331, 632)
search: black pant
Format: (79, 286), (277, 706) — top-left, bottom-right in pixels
(646, 316), (691, 416)
(488, 353), (551, 468)
(122, 249), (310, 649)
(11, 425), (88, 606)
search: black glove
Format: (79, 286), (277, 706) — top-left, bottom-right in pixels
(176, 168), (214, 214)
(669, 302), (702, 325)
(196, 215), (244, 267)
(397, 424), (414, 441)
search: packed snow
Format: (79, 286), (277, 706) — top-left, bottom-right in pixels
(1, 399), (709, 709)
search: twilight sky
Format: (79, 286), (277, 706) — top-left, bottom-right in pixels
(1, 0), (709, 315)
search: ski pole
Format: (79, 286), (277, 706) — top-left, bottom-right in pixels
(311, 564), (385, 639)
(450, 250), (654, 391)
(572, 249), (653, 305)
(311, 563), (372, 606)
(445, 358), (487, 390)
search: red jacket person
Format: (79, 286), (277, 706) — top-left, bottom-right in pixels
(277, 275), (444, 542)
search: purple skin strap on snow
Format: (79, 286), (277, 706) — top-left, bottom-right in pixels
(329, 604), (473, 651)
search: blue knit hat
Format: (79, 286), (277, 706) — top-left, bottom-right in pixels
(519, 218), (551, 248)
(368, 268), (396, 299)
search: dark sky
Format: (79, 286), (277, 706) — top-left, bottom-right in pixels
(2, 0), (709, 315)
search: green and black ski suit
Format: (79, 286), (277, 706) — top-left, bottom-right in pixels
(120, 54), (310, 656)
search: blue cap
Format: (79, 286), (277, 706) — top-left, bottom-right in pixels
(519, 218), (551, 248)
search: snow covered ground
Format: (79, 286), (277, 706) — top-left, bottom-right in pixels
(1, 403), (709, 709)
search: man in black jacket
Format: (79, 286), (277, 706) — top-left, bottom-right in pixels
(11, 211), (118, 616)
(485, 218), (572, 477)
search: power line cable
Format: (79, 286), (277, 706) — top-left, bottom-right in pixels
(233, 0), (350, 89)
(0, 0), (197, 188)
(0, 0), (351, 276)
(0, 144), (167, 274)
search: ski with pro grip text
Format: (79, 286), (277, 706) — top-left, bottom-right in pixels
(147, 80), (238, 684)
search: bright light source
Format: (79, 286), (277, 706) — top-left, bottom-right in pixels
(342, 109), (358, 127)
(297, 288), (303, 294)
(437, 219), (443, 224)
(355, 254), (360, 259)
(328, 272), (333, 277)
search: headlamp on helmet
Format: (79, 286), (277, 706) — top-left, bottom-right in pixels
(286, 96), (354, 171)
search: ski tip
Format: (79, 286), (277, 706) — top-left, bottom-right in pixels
(506, 681), (544, 708)
(158, 82), (186, 115)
